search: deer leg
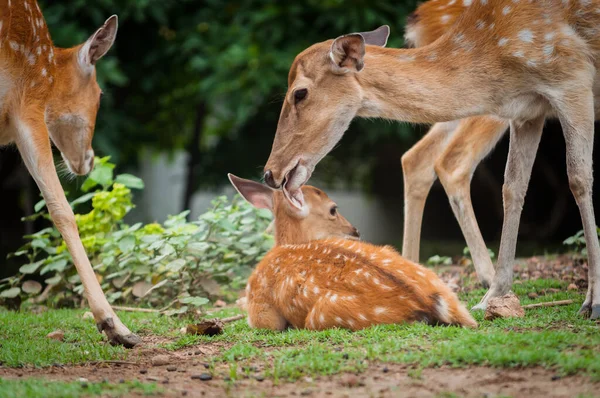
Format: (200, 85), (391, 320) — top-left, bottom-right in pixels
(401, 121), (458, 262)
(247, 301), (287, 330)
(554, 91), (599, 319)
(15, 116), (140, 347)
(435, 117), (508, 288)
(473, 116), (545, 311)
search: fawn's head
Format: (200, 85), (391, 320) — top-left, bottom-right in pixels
(228, 174), (359, 246)
(263, 26), (390, 195)
(46, 15), (118, 176)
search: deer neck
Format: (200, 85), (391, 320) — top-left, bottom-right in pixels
(355, 45), (490, 124)
(273, 214), (307, 247)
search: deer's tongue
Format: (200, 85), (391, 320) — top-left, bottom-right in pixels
(282, 164), (308, 210)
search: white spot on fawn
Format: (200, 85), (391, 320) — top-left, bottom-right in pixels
(517, 29), (534, 42)
(374, 307), (387, 315)
(498, 38), (508, 46)
(441, 14), (451, 24)
(330, 294), (338, 303)
(502, 6), (511, 14)
(358, 313), (367, 321)
(319, 314), (325, 324)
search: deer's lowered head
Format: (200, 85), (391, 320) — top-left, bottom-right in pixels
(262, 26), (391, 196)
(45, 15), (118, 176)
(228, 174), (360, 246)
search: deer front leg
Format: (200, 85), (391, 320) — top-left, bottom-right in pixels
(401, 121), (458, 262)
(15, 115), (140, 347)
(473, 116), (545, 311)
(554, 91), (599, 319)
(434, 116), (508, 288)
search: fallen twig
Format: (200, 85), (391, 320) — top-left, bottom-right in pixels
(86, 360), (139, 366)
(522, 299), (574, 309)
(112, 306), (158, 313)
(221, 314), (246, 323)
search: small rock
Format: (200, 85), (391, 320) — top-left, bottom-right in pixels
(340, 374), (362, 388)
(139, 369), (148, 374)
(167, 366), (177, 372)
(47, 330), (65, 342)
(182, 391), (188, 396)
(82, 312), (94, 320)
(151, 354), (171, 366)
(567, 283), (578, 291)
(214, 299), (227, 308)
(78, 377), (88, 383)
(203, 363), (210, 369)
(191, 373), (212, 381)
(119, 379), (125, 384)
(180, 327), (188, 334)
(147, 376), (160, 382)
(342, 353), (349, 360)
(527, 292), (538, 299)
(301, 390), (312, 396)
(162, 379), (169, 384)
(194, 350), (203, 356)
(382, 366), (389, 373)
(551, 375), (561, 381)
(547, 288), (560, 293)
(255, 375), (265, 382)
(484, 293), (525, 320)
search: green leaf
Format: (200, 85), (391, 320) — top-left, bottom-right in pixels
(22, 280), (42, 294)
(118, 235), (136, 253)
(87, 163), (114, 189)
(19, 260), (45, 274)
(34, 199), (46, 212)
(40, 259), (68, 275)
(0, 287), (21, 298)
(70, 192), (96, 208)
(45, 274), (61, 285)
(166, 259), (186, 272)
(179, 296), (209, 307)
(115, 174), (145, 189)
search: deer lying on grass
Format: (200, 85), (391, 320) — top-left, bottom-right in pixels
(0, 1), (139, 346)
(401, 0), (600, 292)
(229, 174), (477, 331)
(262, 0), (600, 318)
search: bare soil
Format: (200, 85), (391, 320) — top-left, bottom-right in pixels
(1, 336), (598, 398)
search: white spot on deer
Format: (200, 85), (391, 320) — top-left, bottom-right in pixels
(579, 0), (591, 5)
(544, 32), (555, 41)
(363, 271), (371, 279)
(30, 81), (36, 88)
(382, 259), (392, 265)
(330, 294), (338, 303)
(426, 53), (438, 61)
(513, 51), (525, 58)
(488, 22), (495, 30)
(347, 319), (355, 328)
(398, 54), (416, 62)
(543, 44), (554, 57)
(374, 307), (387, 315)
(358, 313), (367, 321)
(448, 0), (456, 4)
(526, 60), (537, 67)
(436, 297), (451, 322)
(517, 29), (534, 42)
(476, 20), (486, 29)
(36, 46), (41, 55)
(27, 54), (35, 65)
(441, 14), (451, 24)
(313, 286), (320, 294)
(9, 41), (19, 52)
(502, 6), (511, 14)
(373, 278), (381, 285)
(319, 314), (325, 324)
(353, 268), (363, 275)
(335, 316), (343, 325)
(498, 38), (508, 46)
(417, 271), (426, 277)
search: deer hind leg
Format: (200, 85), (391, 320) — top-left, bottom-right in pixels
(247, 301), (287, 330)
(15, 115), (140, 347)
(554, 90), (599, 319)
(473, 116), (545, 311)
(434, 116), (508, 288)
(401, 121), (458, 262)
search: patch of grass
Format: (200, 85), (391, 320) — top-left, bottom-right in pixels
(1, 279), (599, 384)
(0, 378), (159, 398)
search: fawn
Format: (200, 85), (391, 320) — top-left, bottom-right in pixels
(0, 1), (138, 346)
(229, 174), (477, 331)
(262, 1), (600, 318)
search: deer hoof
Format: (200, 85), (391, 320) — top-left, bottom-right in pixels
(588, 304), (600, 320)
(96, 317), (141, 348)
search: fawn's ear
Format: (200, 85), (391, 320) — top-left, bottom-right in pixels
(228, 174), (274, 211)
(79, 15), (118, 72)
(359, 25), (390, 47)
(330, 33), (366, 73)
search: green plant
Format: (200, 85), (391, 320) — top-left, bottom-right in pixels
(562, 228), (600, 256)
(462, 246), (495, 260)
(0, 158), (273, 314)
(426, 255), (452, 266)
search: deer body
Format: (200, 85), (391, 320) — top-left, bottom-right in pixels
(228, 174), (477, 331)
(0, 1), (139, 346)
(264, 0), (600, 318)
(246, 238), (477, 331)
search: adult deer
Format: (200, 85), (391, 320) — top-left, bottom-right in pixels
(0, 1), (139, 346)
(263, 0), (600, 317)
(401, 0), (600, 292)
(229, 174), (477, 331)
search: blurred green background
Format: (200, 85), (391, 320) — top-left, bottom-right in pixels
(0, 0), (595, 278)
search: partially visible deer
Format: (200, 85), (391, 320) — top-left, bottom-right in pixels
(262, 0), (600, 318)
(229, 174), (477, 331)
(0, 1), (139, 346)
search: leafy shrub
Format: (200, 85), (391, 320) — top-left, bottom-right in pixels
(563, 228), (600, 256)
(0, 157), (273, 314)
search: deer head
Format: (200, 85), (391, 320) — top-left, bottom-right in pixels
(45, 15), (118, 175)
(228, 174), (359, 246)
(263, 26), (390, 196)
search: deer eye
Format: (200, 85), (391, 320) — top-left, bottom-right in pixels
(294, 88), (308, 104)
(330, 205), (338, 217)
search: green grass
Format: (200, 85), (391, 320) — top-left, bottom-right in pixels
(1, 279), (599, 384)
(0, 378), (159, 398)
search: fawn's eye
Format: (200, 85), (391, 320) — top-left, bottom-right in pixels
(330, 205), (338, 217)
(294, 88), (308, 104)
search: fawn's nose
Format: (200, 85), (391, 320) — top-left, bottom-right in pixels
(264, 170), (279, 189)
(352, 227), (360, 238)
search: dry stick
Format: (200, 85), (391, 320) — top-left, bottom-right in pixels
(522, 299), (574, 309)
(220, 314), (246, 323)
(86, 360), (139, 366)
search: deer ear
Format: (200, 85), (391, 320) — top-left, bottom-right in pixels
(228, 173), (274, 211)
(79, 15), (118, 72)
(359, 25), (390, 47)
(330, 33), (366, 73)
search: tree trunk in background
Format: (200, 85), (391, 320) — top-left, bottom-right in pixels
(182, 102), (206, 213)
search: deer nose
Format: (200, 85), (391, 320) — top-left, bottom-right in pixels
(352, 228), (360, 238)
(264, 170), (279, 189)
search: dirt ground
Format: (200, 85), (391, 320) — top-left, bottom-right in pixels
(1, 336), (598, 398)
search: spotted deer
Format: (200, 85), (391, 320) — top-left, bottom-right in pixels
(401, 0), (600, 295)
(229, 174), (477, 331)
(0, 1), (139, 346)
(262, 0), (600, 318)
